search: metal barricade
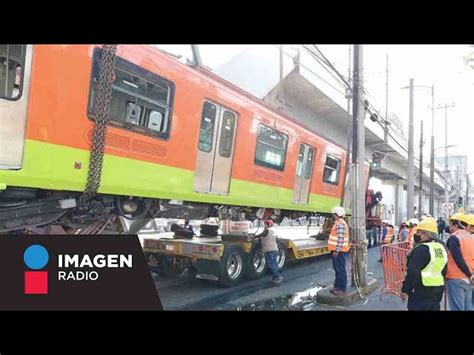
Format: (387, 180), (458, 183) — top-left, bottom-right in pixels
(380, 241), (411, 300)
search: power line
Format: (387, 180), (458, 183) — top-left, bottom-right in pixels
(287, 46), (411, 156)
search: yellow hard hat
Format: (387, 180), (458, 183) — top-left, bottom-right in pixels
(466, 214), (474, 227)
(416, 218), (438, 235)
(449, 213), (469, 225)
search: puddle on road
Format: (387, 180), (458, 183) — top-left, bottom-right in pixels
(237, 285), (324, 311)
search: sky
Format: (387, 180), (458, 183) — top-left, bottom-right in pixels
(155, 45), (474, 175)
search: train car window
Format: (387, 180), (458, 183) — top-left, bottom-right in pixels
(0, 45), (26, 100)
(219, 110), (236, 158)
(88, 48), (175, 140)
(323, 155), (341, 185)
(198, 101), (217, 152)
(296, 145), (305, 177)
(304, 147), (315, 179)
(254, 124), (288, 171)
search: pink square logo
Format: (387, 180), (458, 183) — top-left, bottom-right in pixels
(24, 271), (48, 295)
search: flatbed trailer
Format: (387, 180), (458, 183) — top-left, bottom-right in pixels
(141, 226), (331, 286)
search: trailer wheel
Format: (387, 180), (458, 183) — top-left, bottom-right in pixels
(218, 245), (246, 286)
(246, 242), (267, 280)
(276, 240), (287, 271)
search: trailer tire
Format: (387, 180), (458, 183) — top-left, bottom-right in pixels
(276, 239), (287, 271)
(246, 242), (267, 280)
(218, 245), (246, 286)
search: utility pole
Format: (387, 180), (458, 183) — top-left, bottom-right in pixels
(419, 120), (424, 217)
(384, 53), (389, 142)
(467, 174), (470, 209)
(191, 45), (202, 67)
(444, 104), (449, 211)
(407, 79), (415, 219)
(351, 45), (367, 289)
(432, 102), (455, 215)
(279, 45), (284, 109)
(347, 45), (352, 113)
(429, 84), (435, 216)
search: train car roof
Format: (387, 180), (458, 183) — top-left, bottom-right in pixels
(151, 46), (347, 152)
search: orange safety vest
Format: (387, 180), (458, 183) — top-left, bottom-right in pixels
(328, 218), (350, 252)
(446, 229), (474, 280)
(382, 226), (394, 244)
(407, 227), (417, 249)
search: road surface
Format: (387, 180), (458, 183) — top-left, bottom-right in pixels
(154, 245), (410, 310)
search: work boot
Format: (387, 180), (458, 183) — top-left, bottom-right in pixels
(272, 276), (283, 285)
(330, 287), (340, 294)
(332, 289), (347, 297)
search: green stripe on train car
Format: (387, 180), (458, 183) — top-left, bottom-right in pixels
(0, 140), (341, 213)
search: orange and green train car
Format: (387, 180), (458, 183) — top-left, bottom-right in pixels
(0, 45), (348, 233)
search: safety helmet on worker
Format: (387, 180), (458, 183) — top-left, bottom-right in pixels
(331, 206), (345, 217)
(466, 214), (474, 227)
(410, 218), (419, 226)
(449, 212), (469, 227)
(264, 219), (274, 227)
(415, 218), (438, 236)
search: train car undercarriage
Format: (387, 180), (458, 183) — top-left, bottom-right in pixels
(0, 186), (325, 235)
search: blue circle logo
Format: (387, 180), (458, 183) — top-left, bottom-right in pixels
(24, 245), (49, 270)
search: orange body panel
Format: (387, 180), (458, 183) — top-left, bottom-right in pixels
(25, 45), (346, 200)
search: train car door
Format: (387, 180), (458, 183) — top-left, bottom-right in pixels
(0, 45), (32, 169)
(194, 100), (237, 195)
(292, 144), (315, 204)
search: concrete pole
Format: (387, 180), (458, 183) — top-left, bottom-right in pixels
(347, 45), (352, 113)
(444, 104), (449, 214)
(407, 79), (415, 219)
(384, 53), (389, 142)
(394, 179), (399, 225)
(351, 45), (367, 288)
(279, 45), (284, 109)
(429, 85), (435, 215)
(419, 120), (424, 217)
(466, 174), (469, 209)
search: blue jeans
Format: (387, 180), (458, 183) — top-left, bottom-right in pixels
(265, 251), (281, 280)
(332, 252), (348, 291)
(446, 279), (472, 311)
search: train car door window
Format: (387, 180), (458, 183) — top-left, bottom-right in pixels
(218, 111), (236, 158)
(198, 102), (217, 153)
(0, 45), (26, 100)
(88, 48), (175, 140)
(0, 45), (31, 170)
(293, 144), (315, 204)
(323, 155), (341, 185)
(194, 101), (238, 195)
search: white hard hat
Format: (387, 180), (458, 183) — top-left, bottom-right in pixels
(331, 206), (345, 217)
(410, 218), (419, 225)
